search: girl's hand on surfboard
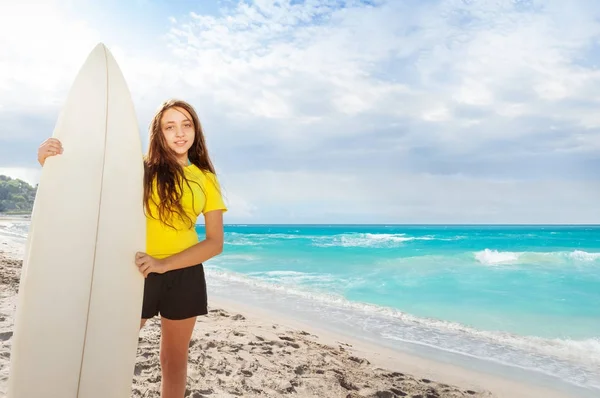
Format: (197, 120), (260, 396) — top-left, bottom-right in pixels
(135, 252), (167, 278)
(38, 138), (63, 166)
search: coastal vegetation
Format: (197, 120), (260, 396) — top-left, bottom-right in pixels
(0, 175), (36, 214)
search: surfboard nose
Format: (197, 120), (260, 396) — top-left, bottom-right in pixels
(92, 42), (108, 52)
(85, 43), (109, 64)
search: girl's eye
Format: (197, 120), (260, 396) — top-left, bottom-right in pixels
(185, 124), (192, 128)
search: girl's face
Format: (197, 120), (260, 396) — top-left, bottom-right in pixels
(160, 106), (195, 163)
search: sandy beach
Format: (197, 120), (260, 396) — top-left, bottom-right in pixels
(0, 219), (580, 398)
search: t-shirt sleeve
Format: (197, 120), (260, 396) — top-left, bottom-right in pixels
(202, 171), (228, 214)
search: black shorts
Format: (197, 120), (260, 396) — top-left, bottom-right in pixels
(141, 263), (208, 320)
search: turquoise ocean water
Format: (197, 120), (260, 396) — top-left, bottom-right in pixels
(2, 222), (599, 395)
(201, 224), (600, 395)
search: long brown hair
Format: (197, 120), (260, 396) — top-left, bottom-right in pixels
(143, 99), (217, 229)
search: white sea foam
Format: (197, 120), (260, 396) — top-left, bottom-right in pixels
(474, 249), (600, 266)
(380, 331), (600, 390)
(0, 221), (29, 240)
(569, 250), (600, 261)
(311, 233), (435, 248)
(225, 232), (306, 245)
(216, 254), (260, 262)
(246, 270), (340, 287)
(475, 249), (521, 265)
(224, 233), (263, 246)
(225, 231), (461, 248)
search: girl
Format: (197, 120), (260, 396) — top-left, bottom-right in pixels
(37, 99), (227, 398)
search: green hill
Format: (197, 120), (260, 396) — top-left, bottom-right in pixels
(0, 175), (37, 214)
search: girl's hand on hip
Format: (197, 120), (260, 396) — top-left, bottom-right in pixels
(135, 252), (168, 278)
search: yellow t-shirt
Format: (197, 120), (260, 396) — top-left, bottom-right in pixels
(146, 164), (227, 259)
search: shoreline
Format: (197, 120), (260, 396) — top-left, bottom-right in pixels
(0, 225), (589, 397)
(207, 296), (578, 398)
(204, 274), (600, 398)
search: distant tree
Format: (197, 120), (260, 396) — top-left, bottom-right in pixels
(0, 175), (37, 214)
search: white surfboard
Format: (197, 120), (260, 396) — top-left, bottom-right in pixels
(7, 43), (145, 397)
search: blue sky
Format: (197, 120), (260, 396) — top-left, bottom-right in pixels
(1, 0), (599, 223)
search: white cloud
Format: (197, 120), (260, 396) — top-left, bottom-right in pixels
(161, 0), (600, 149)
